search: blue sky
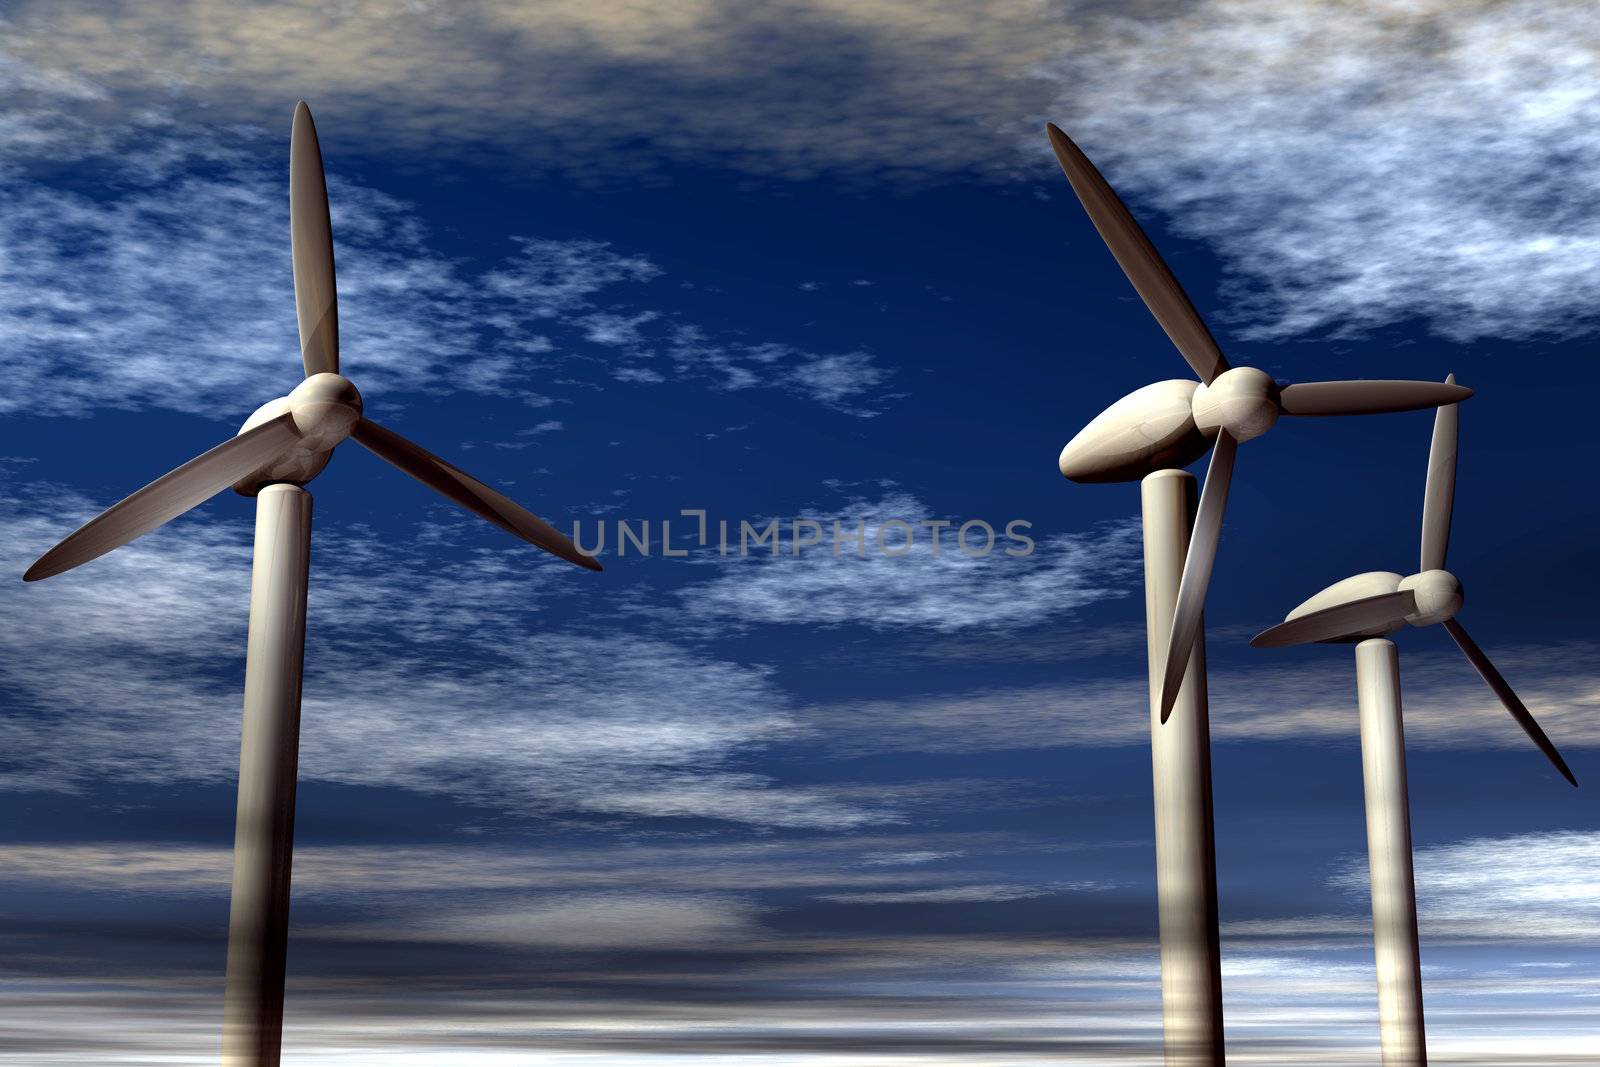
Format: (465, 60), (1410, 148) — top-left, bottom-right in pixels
(2, 1), (1598, 1063)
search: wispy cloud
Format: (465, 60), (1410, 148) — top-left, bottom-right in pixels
(2, 829), (1597, 1062)
(0, 141), (498, 416)
(1229, 831), (1600, 953)
(646, 325), (892, 414)
(0, 487), (898, 829)
(0, 832), (1062, 897)
(1041, 0), (1600, 342)
(818, 882), (1103, 904)
(2, 1), (1061, 182)
(0, 71), (894, 419)
(3, 895), (1598, 1063)
(1335, 830), (1600, 943)
(338, 891), (765, 950)
(809, 639), (1600, 756)
(13, 2), (1597, 350)
(483, 237), (660, 319)
(678, 492), (1141, 633)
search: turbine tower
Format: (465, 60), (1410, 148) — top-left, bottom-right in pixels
(1251, 377), (1576, 1066)
(23, 102), (601, 1067)
(1046, 123), (1469, 1065)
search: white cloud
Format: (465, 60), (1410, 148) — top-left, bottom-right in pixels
(0, 85), (893, 418)
(342, 892), (765, 950)
(0, 833), (1041, 897)
(819, 882), (1104, 904)
(1, 1), (1061, 181)
(483, 238), (660, 320)
(785, 351), (890, 414)
(13, 3), (1594, 350)
(679, 493), (1140, 633)
(578, 310), (661, 347)
(809, 638), (1600, 756)
(1334, 830), (1600, 943)
(861, 850), (963, 867)
(487, 419), (566, 449)
(0, 46), (104, 104)
(0, 129), (612, 416)
(636, 325), (892, 414)
(3, 829), (1600, 1063)
(1041, 0), (1600, 342)
(0, 487), (902, 830)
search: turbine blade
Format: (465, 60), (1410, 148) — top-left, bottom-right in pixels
(1045, 123), (1229, 384)
(1250, 589), (1417, 648)
(1158, 430), (1237, 723)
(1420, 373), (1459, 572)
(291, 101), (339, 377)
(350, 418), (600, 571)
(24, 414), (300, 582)
(1443, 618), (1578, 787)
(1277, 379), (1472, 416)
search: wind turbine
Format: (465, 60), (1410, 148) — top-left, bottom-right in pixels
(1250, 377), (1575, 1066)
(1046, 123), (1469, 1065)
(23, 102), (600, 1067)
(1045, 126), (1473, 731)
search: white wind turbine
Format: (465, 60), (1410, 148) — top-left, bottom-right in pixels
(1046, 123), (1470, 1065)
(1251, 377), (1576, 1066)
(23, 102), (601, 1067)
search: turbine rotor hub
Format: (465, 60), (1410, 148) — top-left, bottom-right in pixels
(288, 372), (362, 450)
(1400, 568), (1463, 627)
(231, 374), (362, 496)
(1192, 366), (1280, 443)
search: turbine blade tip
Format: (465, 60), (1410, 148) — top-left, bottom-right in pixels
(1550, 753), (1579, 788)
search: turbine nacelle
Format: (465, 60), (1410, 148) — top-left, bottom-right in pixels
(233, 373), (363, 495)
(1060, 372), (1283, 484)
(1282, 568), (1462, 640)
(1058, 379), (1207, 483)
(1285, 571), (1407, 641)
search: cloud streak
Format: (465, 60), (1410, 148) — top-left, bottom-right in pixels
(9, 2), (1600, 355)
(1042, 0), (1600, 343)
(2, 825), (1598, 1062)
(0, 73), (894, 419)
(2, 0), (1061, 182)
(0, 486), (896, 829)
(678, 492), (1141, 633)
(808, 639), (1600, 756)
(1337, 830), (1600, 943)
(11, 1), (1600, 352)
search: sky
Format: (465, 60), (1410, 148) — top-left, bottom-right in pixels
(2, 1), (1599, 1063)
